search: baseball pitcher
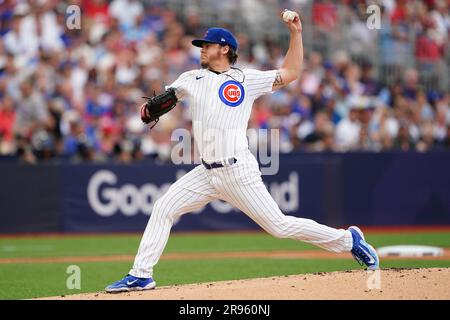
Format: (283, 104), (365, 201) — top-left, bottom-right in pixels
(106, 9), (379, 293)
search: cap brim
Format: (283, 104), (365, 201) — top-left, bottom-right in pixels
(192, 39), (218, 48)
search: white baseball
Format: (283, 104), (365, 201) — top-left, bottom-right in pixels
(282, 10), (296, 23)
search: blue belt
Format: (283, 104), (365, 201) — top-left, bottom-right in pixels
(201, 157), (237, 169)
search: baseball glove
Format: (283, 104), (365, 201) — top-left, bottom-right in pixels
(140, 87), (178, 128)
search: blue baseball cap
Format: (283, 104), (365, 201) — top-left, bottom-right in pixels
(192, 27), (238, 51)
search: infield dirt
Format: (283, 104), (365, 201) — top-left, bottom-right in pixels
(39, 267), (449, 300)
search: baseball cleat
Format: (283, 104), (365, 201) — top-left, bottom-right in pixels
(105, 274), (156, 293)
(348, 226), (380, 270)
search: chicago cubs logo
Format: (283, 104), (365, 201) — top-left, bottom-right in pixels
(219, 80), (245, 107)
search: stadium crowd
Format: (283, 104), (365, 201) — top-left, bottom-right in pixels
(0, 0), (449, 164)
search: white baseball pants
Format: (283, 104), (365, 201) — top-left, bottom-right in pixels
(130, 150), (353, 278)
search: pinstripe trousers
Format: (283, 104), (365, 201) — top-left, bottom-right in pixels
(130, 150), (353, 278)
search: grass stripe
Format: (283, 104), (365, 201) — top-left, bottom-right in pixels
(1, 232), (450, 258)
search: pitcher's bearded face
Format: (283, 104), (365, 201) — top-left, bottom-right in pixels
(200, 43), (224, 68)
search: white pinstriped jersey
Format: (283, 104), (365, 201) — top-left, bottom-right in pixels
(130, 68), (355, 279)
(167, 68), (277, 162)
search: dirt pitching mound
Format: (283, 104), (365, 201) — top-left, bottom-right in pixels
(41, 268), (449, 300)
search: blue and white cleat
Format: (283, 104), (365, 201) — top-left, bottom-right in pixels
(348, 226), (380, 270)
(105, 274), (156, 293)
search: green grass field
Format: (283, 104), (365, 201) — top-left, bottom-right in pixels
(1, 231), (449, 300)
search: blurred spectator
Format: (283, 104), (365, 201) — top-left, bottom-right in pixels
(415, 18), (443, 63)
(83, 0), (109, 23)
(335, 103), (361, 151)
(312, 0), (338, 31)
(429, 0), (449, 47)
(13, 77), (49, 139)
(109, 0), (144, 28)
(302, 111), (335, 152)
(311, 0), (338, 56)
(438, 125), (450, 149)
(394, 125), (416, 151)
(360, 60), (382, 97)
(0, 95), (15, 154)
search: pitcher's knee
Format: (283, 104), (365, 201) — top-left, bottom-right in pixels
(152, 198), (175, 221)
